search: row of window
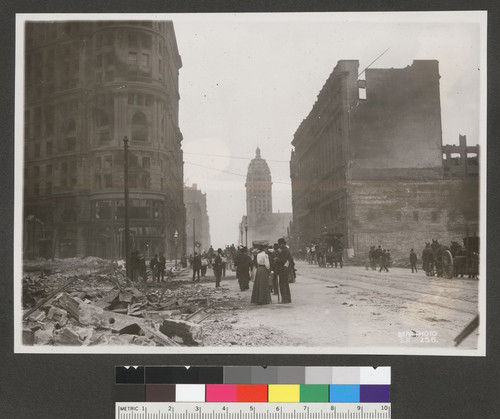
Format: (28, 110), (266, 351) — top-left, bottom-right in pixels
(25, 160), (78, 178)
(93, 199), (164, 221)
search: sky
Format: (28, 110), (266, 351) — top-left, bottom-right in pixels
(172, 12), (485, 247)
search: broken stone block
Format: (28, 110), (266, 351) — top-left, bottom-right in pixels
(78, 302), (106, 327)
(22, 329), (35, 345)
(47, 306), (68, 326)
(34, 328), (53, 345)
(78, 302), (146, 332)
(57, 292), (80, 319)
(53, 326), (83, 346)
(159, 318), (203, 346)
(28, 309), (46, 322)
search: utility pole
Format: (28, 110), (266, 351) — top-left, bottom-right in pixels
(123, 136), (130, 280)
(193, 218), (196, 254)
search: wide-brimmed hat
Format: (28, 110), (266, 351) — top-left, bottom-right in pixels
(278, 238), (286, 245)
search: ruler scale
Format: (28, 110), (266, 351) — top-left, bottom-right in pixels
(115, 403), (391, 419)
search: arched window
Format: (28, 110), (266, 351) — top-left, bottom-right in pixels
(131, 112), (148, 142)
(98, 111), (109, 127)
(66, 118), (76, 133)
(65, 119), (76, 150)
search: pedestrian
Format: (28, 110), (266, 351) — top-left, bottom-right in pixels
(410, 248), (418, 273)
(139, 253), (147, 282)
(269, 243), (279, 295)
(157, 254), (166, 282)
(234, 246), (252, 291)
(220, 251), (227, 277)
(276, 238), (292, 303)
(192, 252), (202, 282)
(149, 254), (158, 282)
(213, 248), (223, 288)
(379, 249), (389, 272)
(130, 250), (140, 282)
(201, 254), (209, 277)
(251, 244), (272, 305)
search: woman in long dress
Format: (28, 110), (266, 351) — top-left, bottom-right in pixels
(251, 245), (272, 305)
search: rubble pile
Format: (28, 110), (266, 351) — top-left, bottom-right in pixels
(22, 258), (234, 347)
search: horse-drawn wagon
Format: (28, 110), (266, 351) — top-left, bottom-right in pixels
(423, 236), (479, 279)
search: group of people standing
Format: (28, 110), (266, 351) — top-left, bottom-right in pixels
(191, 248), (228, 284)
(368, 245), (392, 272)
(241, 238), (294, 305)
(187, 239), (295, 306)
(149, 254), (167, 282)
(129, 251), (169, 283)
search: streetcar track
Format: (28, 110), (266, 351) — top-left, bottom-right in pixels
(301, 270), (478, 315)
(303, 265), (478, 292)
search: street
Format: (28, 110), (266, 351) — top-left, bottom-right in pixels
(190, 261), (479, 350)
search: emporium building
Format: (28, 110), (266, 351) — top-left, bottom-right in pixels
(23, 20), (185, 260)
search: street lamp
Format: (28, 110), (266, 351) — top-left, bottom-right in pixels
(123, 136), (130, 280)
(244, 222), (248, 247)
(174, 230), (179, 270)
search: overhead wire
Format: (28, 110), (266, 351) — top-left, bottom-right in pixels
(184, 151), (289, 163)
(184, 160), (292, 185)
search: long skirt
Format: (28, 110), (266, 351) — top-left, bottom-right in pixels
(251, 266), (272, 305)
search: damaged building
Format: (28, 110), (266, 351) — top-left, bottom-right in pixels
(23, 21), (185, 260)
(290, 60), (479, 260)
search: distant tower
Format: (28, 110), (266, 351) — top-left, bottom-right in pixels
(246, 147), (273, 214)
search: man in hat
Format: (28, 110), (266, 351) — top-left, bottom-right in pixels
(234, 246), (252, 291)
(192, 252), (202, 282)
(213, 248), (223, 288)
(276, 238), (292, 303)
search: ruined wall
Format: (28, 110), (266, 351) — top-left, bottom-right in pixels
(246, 212), (293, 246)
(349, 61), (443, 180)
(346, 179), (479, 261)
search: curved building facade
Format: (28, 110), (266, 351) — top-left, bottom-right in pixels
(23, 21), (185, 260)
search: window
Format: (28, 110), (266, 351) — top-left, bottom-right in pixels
(104, 174), (112, 188)
(142, 173), (150, 189)
(413, 211), (419, 222)
(105, 71), (114, 81)
(142, 157), (150, 168)
(97, 111), (109, 127)
(128, 52), (137, 65)
(145, 95), (153, 107)
(46, 142), (52, 156)
(66, 137), (76, 151)
(46, 165), (52, 176)
(95, 157), (101, 169)
(104, 155), (112, 168)
(34, 166), (40, 176)
(33, 184), (40, 195)
(96, 73), (102, 84)
(128, 33), (138, 47)
(94, 174), (101, 189)
(96, 54), (103, 68)
(45, 182), (52, 194)
(131, 112), (148, 141)
(140, 53), (149, 68)
(34, 144), (40, 157)
(105, 52), (114, 66)
(141, 34), (152, 49)
(104, 33), (113, 46)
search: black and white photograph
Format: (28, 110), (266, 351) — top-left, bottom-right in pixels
(15, 12), (486, 355)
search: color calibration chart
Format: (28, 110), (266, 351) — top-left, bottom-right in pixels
(115, 366), (391, 418)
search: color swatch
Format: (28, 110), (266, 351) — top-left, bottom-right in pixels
(116, 366), (391, 403)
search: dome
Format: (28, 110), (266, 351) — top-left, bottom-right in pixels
(247, 147), (271, 181)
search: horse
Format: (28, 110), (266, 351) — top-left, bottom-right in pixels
(431, 239), (453, 278)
